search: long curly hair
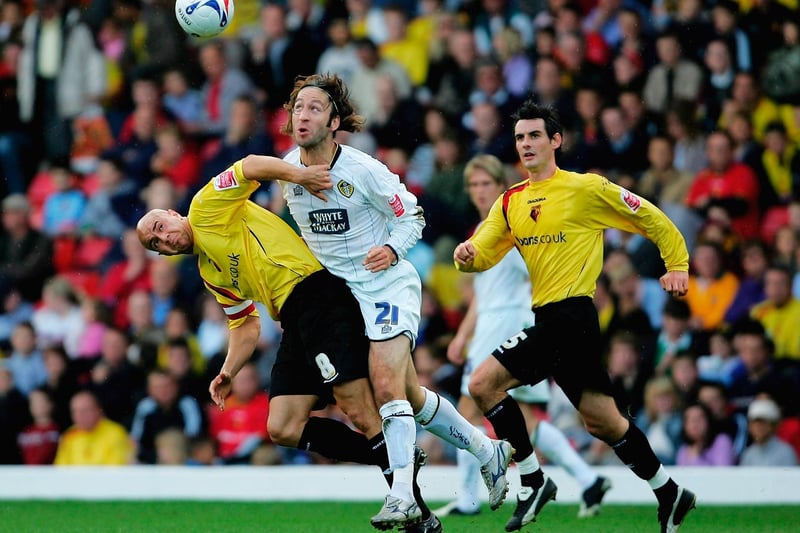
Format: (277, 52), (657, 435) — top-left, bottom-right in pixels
(281, 74), (365, 137)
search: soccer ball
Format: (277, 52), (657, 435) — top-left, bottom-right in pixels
(175, 0), (234, 38)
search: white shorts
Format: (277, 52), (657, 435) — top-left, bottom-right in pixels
(461, 307), (550, 404)
(347, 259), (421, 346)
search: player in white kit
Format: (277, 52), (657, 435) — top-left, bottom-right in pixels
(278, 74), (513, 531)
(439, 155), (611, 518)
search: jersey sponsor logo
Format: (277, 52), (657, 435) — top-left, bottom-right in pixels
(515, 231), (566, 246)
(388, 194), (405, 217)
(337, 180), (355, 198)
(228, 253), (241, 290)
(620, 188), (641, 213)
(293, 185), (304, 196)
(527, 197), (546, 204)
(530, 205), (541, 222)
(213, 169), (238, 190)
(309, 208), (350, 234)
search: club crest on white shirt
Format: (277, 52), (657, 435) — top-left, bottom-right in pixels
(337, 180), (354, 198)
(293, 185), (304, 196)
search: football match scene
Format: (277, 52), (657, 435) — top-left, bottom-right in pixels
(0, 0), (799, 531)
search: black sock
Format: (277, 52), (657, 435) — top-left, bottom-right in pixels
(298, 417), (373, 465)
(520, 470), (544, 490)
(654, 480), (679, 508)
(367, 433), (393, 486)
(610, 423), (677, 505)
(485, 396), (535, 463)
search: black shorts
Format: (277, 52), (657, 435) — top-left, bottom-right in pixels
(491, 296), (614, 408)
(269, 269), (370, 404)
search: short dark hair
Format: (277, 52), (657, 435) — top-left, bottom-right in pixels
(511, 100), (563, 139)
(663, 297), (690, 320)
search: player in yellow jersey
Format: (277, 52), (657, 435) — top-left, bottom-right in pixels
(135, 157), (437, 532)
(454, 101), (696, 533)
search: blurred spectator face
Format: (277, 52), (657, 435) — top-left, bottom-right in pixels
(200, 43), (226, 80)
(647, 137), (674, 171)
(534, 58), (561, 98)
(232, 364), (261, 401)
(708, 331), (732, 358)
(697, 384), (727, 418)
(229, 98), (257, 134)
(10, 323), (36, 354)
(731, 73), (757, 106)
(783, 20), (799, 46)
(705, 132), (733, 172)
(704, 40), (731, 74)
(132, 105), (157, 141)
(101, 329), (129, 367)
(691, 243), (722, 279)
(475, 63), (503, 95)
(261, 3), (287, 40)
(41, 278), (74, 314)
(127, 290), (153, 329)
(70, 392), (103, 431)
(534, 29), (555, 57)
(1, 199), (30, 235)
(774, 226), (797, 258)
(576, 89), (601, 122)
(42, 347), (68, 381)
(613, 54), (641, 86)
(677, 0), (702, 19)
(763, 128), (788, 155)
(143, 178), (178, 211)
(555, 7), (580, 35)
(607, 338), (638, 377)
(656, 35), (681, 66)
(155, 429), (188, 465)
(1, 40), (21, 72)
(375, 75), (398, 113)
(662, 312), (688, 339)
(132, 79), (160, 108)
(600, 107), (628, 143)
(97, 159), (123, 190)
(202, 294), (226, 323)
(617, 9), (640, 39)
(472, 102), (501, 141)
(737, 333), (769, 372)
(726, 113), (752, 145)
(434, 136), (461, 167)
(29, 389), (54, 421)
(383, 8), (407, 42)
(50, 167), (72, 192)
(166, 344), (192, 378)
(155, 128), (183, 162)
(164, 309), (191, 338)
(466, 167), (505, 215)
(423, 109), (448, 143)
(327, 18), (350, 47)
(740, 243), (768, 278)
(150, 259), (178, 298)
(1, 1), (22, 29)
(711, 6), (736, 33)
(0, 367), (12, 393)
(355, 41), (379, 69)
(448, 30), (476, 68)
(763, 268), (792, 306)
(682, 404), (709, 443)
(148, 372), (178, 407)
(671, 355), (698, 391)
(163, 70), (188, 97)
(557, 32), (584, 71)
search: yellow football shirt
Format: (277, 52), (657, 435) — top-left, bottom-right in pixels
(189, 160), (323, 327)
(54, 418), (132, 465)
(751, 298), (800, 360)
(458, 169), (688, 309)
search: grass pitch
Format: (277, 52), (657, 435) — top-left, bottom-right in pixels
(0, 500), (796, 533)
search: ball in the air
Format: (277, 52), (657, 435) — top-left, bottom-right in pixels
(175, 0), (234, 38)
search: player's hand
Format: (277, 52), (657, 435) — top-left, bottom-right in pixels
(297, 164), (332, 201)
(454, 241), (476, 266)
(363, 245), (395, 272)
(660, 270), (689, 298)
(447, 336), (467, 365)
(209, 371), (233, 411)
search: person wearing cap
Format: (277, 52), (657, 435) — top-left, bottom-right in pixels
(739, 396), (798, 466)
(0, 194), (54, 303)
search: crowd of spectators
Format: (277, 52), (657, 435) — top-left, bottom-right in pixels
(1, 0), (799, 469)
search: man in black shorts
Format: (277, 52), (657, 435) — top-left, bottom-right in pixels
(454, 101), (696, 533)
(136, 154), (441, 533)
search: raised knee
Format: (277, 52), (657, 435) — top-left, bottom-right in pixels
(267, 418), (300, 447)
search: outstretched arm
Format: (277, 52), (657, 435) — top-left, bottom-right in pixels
(209, 315), (261, 410)
(241, 154), (332, 201)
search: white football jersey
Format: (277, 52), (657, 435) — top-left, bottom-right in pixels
(282, 144), (425, 284)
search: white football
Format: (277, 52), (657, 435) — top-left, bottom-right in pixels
(175, 0), (234, 38)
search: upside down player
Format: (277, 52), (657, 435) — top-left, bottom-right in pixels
(454, 101), (697, 532)
(135, 157), (435, 533)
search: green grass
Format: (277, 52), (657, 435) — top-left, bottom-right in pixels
(0, 501), (796, 533)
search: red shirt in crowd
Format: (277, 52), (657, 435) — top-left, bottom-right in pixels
(208, 392), (270, 459)
(17, 422), (60, 465)
(685, 162), (760, 239)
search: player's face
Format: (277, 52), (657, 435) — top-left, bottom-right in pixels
(137, 209), (193, 256)
(514, 118), (561, 172)
(467, 168), (504, 216)
(291, 87), (338, 150)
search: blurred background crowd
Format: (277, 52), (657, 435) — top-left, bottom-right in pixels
(0, 0), (799, 470)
